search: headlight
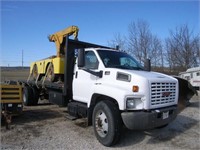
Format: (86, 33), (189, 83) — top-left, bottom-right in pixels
(126, 97), (143, 109)
(116, 72), (131, 82)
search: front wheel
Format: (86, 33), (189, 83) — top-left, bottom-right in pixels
(93, 101), (122, 146)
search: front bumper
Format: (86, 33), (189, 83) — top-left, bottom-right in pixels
(121, 106), (177, 130)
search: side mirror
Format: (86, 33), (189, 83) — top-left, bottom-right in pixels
(144, 59), (151, 71)
(78, 48), (85, 68)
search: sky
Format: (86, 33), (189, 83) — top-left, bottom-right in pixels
(1, 0), (199, 66)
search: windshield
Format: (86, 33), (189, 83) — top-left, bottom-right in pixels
(97, 50), (144, 70)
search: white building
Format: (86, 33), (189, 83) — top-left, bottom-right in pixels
(179, 67), (200, 90)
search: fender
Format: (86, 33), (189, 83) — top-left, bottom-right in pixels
(88, 83), (132, 110)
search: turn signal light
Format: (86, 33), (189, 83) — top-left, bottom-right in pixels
(132, 86), (139, 92)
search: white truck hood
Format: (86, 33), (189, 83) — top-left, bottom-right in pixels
(124, 70), (177, 82)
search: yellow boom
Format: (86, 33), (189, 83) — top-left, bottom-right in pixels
(29, 25), (79, 82)
(48, 26), (79, 57)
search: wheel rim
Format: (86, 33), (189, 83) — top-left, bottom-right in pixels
(32, 65), (38, 80)
(46, 64), (55, 82)
(95, 110), (108, 138)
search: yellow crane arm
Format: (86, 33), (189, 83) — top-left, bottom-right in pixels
(48, 26), (79, 57)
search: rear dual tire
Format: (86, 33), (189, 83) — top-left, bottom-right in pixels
(23, 86), (39, 106)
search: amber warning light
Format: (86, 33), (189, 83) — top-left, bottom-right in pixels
(132, 86), (139, 92)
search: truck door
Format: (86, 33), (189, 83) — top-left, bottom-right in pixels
(73, 51), (99, 103)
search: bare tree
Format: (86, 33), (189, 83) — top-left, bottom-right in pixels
(127, 20), (163, 67)
(166, 24), (200, 72)
(108, 33), (127, 50)
(108, 21), (199, 75)
(149, 36), (164, 68)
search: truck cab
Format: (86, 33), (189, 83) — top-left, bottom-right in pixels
(71, 47), (178, 145)
(74, 48), (178, 109)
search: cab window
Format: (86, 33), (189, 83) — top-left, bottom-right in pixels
(85, 51), (99, 69)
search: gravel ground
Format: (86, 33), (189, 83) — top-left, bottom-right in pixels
(1, 94), (200, 150)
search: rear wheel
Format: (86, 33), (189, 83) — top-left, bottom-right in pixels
(23, 86), (34, 106)
(30, 86), (39, 105)
(93, 100), (122, 146)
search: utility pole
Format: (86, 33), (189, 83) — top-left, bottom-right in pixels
(22, 49), (24, 67)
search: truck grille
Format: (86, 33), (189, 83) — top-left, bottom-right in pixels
(151, 82), (176, 106)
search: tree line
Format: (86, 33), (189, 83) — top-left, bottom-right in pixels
(108, 20), (200, 75)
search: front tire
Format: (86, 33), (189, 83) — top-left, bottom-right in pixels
(93, 101), (122, 146)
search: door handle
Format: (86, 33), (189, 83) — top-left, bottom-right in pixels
(75, 71), (78, 78)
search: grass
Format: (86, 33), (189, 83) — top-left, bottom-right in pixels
(1, 67), (30, 82)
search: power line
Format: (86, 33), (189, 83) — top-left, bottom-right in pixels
(22, 49), (24, 67)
